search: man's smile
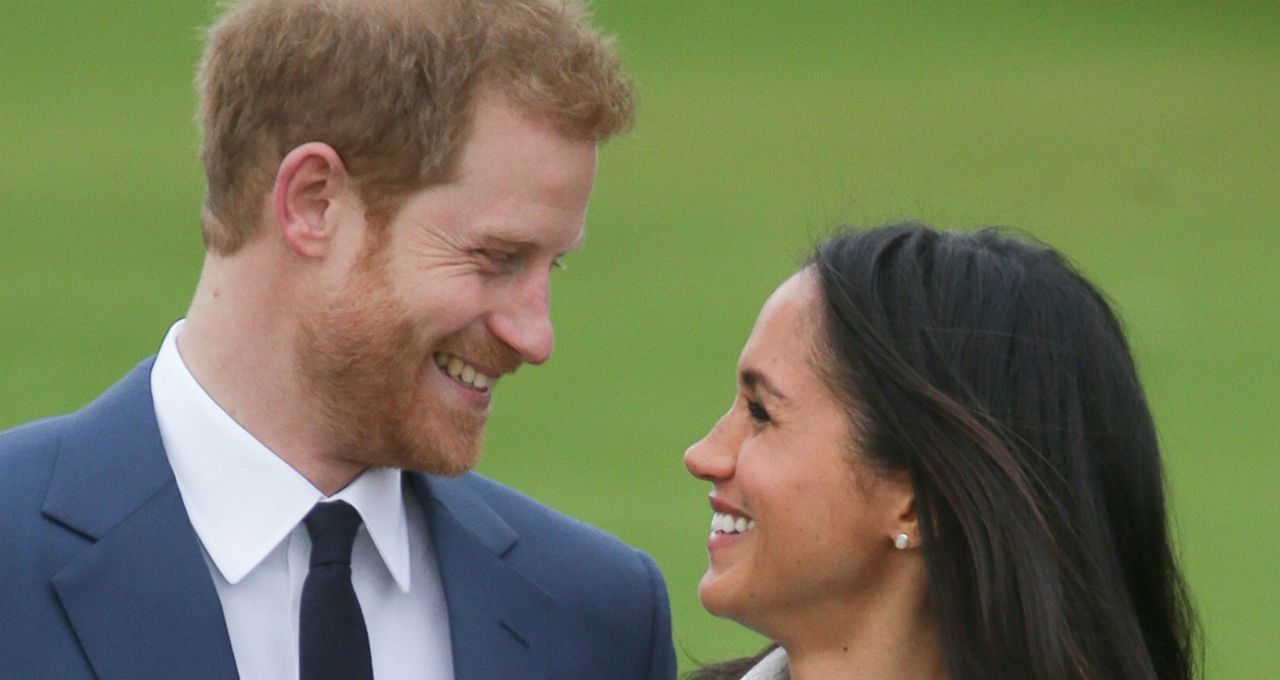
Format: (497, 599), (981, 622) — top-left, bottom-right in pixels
(433, 352), (497, 392)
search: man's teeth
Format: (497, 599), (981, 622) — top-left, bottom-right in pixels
(433, 353), (493, 390)
(710, 512), (756, 535)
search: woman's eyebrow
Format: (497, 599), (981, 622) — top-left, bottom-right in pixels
(740, 367), (788, 402)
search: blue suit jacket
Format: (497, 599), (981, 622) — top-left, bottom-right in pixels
(0, 359), (677, 679)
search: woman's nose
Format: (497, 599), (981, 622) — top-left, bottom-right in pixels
(684, 422), (735, 482)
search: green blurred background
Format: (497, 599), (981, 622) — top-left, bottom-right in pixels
(2, 1), (1277, 676)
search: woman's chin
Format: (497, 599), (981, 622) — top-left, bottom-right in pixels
(697, 568), (741, 620)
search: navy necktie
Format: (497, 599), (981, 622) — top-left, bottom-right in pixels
(300, 501), (375, 680)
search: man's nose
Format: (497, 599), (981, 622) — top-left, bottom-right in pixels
(489, 274), (554, 365)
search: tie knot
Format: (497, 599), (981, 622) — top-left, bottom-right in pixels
(305, 501), (362, 567)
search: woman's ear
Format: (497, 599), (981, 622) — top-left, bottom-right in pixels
(886, 477), (919, 551)
(271, 142), (350, 259)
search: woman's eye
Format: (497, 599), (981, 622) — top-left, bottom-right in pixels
(746, 400), (771, 424)
(485, 250), (514, 263)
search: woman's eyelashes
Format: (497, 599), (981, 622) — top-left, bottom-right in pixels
(746, 399), (772, 424)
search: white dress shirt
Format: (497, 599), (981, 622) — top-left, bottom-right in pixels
(740, 647), (789, 680)
(151, 320), (454, 680)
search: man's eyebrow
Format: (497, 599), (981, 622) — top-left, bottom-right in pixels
(479, 227), (584, 256)
(477, 231), (536, 250)
(740, 368), (788, 402)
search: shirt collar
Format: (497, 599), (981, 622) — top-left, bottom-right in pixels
(151, 320), (412, 592)
(741, 647), (789, 680)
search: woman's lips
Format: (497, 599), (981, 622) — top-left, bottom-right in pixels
(706, 494), (755, 550)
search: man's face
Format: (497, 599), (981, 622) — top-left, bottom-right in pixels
(296, 92), (597, 475)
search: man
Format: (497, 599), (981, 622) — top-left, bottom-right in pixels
(0, 1), (676, 679)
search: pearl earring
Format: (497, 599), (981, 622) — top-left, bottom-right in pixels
(894, 533), (910, 550)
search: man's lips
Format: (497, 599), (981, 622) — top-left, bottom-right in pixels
(433, 351), (501, 391)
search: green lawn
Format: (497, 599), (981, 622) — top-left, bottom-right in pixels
(2, 2), (1277, 676)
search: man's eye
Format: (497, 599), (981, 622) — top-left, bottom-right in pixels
(551, 257), (567, 271)
(476, 250), (519, 271)
(746, 400), (771, 423)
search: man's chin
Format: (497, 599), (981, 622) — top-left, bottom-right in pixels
(386, 425), (485, 477)
(406, 446), (482, 477)
(351, 443), (480, 477)
(333, 396), (487, 475)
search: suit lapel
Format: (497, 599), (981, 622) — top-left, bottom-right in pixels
(410, 474), (551, 680)
(43, 359), (238, 680)
(51, 483), (239, 680)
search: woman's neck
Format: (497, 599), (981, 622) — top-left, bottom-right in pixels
(785, 624), (944, 680)
(778, 572), (944, 680)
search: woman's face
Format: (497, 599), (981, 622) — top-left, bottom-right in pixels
(684, 270), (907, 640)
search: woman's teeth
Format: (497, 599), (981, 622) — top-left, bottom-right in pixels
(710, 512), (755, 535)
(433, 352), (492, 391)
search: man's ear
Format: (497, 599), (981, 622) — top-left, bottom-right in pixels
(271, 142), (350, 259)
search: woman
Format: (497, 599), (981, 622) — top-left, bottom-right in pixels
(684, 224), (1197, 680)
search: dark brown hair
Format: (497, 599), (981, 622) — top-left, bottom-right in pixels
(692, 224), (1196, 680)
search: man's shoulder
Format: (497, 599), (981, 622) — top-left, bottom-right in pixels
(442, 471), (642, 560)
(424, 471), (664, 594)
(0, 412), (69, 446)
(0, 413), (100, 677)
(422, 470), (674, 677)
(0, 414), (73, 496)
(0, 415), (83, 588)
(0, 359), (156, 497)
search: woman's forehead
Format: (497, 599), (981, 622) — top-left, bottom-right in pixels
(737, 272), (820, 378)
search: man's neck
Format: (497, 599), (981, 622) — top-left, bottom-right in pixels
(179, 254), (365, 496)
